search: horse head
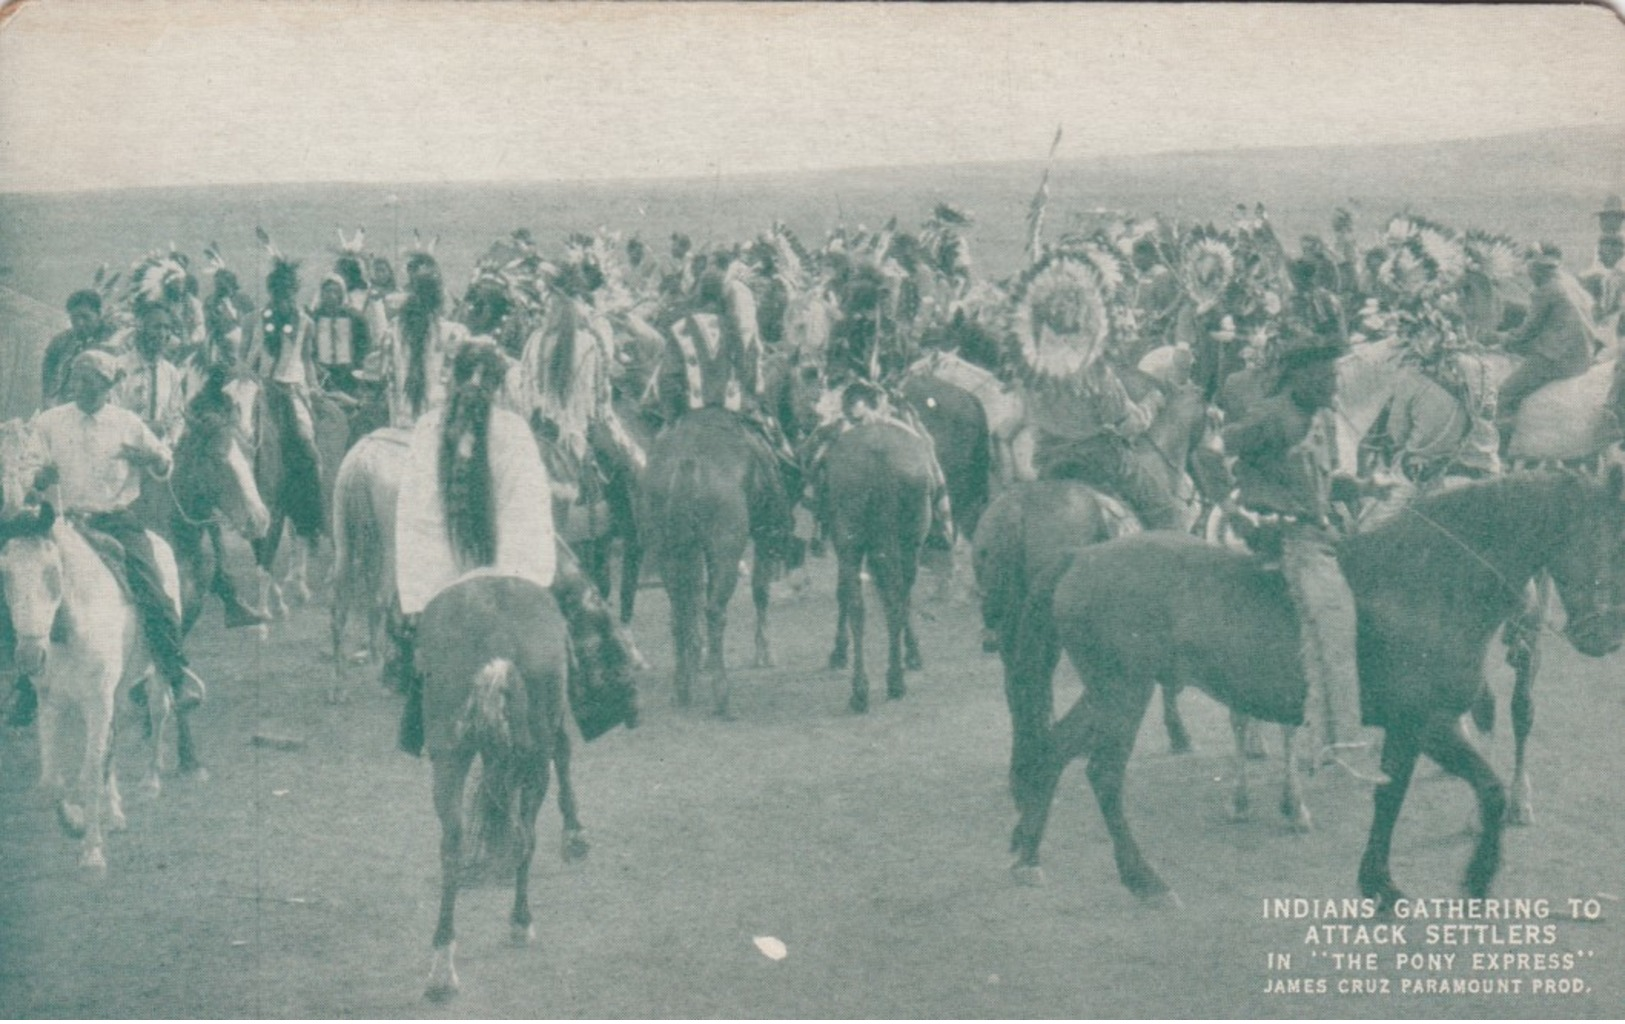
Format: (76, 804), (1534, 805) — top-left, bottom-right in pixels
(1548, 463), (1625, 658)
(0, 502), (63, 677)
(175, 406), (272, 541)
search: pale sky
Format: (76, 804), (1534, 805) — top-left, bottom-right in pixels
(1, 1), (1623, 193)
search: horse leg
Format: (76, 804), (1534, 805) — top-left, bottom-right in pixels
(618, 534), (643, 627)
(828, 582), (850, 672)
(175, 706), (207, 780)
(1161, 684), (1192, 754)
(703, 547), (741, 719)
(553, 727), (590, 863)
(1279, 725), (1312, 833)
(426, 750), (474, 1002)
(143, 671), (172, 794)
(664, 552), (700, 708)
(1419, 715), (1509, 899)
(1504, 583), (1544, 826)
(36, 687), (65, 793)
(875, 554), (912, 700)
(283, 535), (313, 606)
(253, 517), (288, 621)
(751, 549), (774, 669)
(1228, 711), (1253, 821)
(1356, 726), (1423, 912)
(75, 684), (116, 872)
(1077, 678), (1171, 901)
(839, 553), (869, 713)
(102, 732), (126, 834)
(511, 755), (549, 948)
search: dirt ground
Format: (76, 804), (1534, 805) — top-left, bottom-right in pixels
(1, 542), (1622, 1019)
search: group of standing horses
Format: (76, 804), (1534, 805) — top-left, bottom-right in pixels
(8, 221), (1625, 1003)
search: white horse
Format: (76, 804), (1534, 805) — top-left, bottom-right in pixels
(0, 503), (179, 871)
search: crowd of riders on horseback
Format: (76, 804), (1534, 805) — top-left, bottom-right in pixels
(7, 194), (1625, 761)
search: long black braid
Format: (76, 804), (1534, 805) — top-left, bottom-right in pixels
(438, 343), (510, 570)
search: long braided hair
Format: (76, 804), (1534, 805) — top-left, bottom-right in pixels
(438, 342), (510, 570)
(401, 254), (444, 418)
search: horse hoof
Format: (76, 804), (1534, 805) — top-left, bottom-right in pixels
(1507, 802), (1534, 827)
(80, 847), (108, 874)
(1011, 863), (1046, 887)
(561, 830), (590, 863)
(57, 801), (86, 838)
(254, 624), (271, 643)
(753, 652), (775, 670)
(142, 776), (162, 798)
(424, 981), (459, 1004)
(1286, 806), (1314, 834)
(849, 692), (869, 714)
(181, 763), (210, 784)
(108, 811), (128, 832)
(904, 652), (923, 672)
(511, 922), (536, 947)
(1229, 793), (1251, 822)
(1142, 889), (1184, 911)
(828, 652), (848, 672)
(886, 682), (906, 701)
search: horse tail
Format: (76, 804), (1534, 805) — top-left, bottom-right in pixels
(455, 658), (535, 760)
(1003, 550), (1075, 810)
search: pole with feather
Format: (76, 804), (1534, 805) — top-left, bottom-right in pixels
(1024, 124), (1064, 266)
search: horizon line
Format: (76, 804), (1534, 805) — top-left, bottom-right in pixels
(3, 122), (1620, 199)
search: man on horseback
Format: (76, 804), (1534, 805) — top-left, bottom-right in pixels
(1494, 246), (1597, 444)
(246, 256), (327, 544)
(114, 304), (189, 448)
(14, 350), (208, 723)
(204, 269), (253, 368)
(310, 273), (372, 398)
(393, 342), (638, 755)
(655, 269), (800, 560)
(387, 252), (470, 428)
(1220, 334), (1388, 785)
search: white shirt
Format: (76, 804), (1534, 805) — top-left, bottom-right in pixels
(32, 401), (172, 514)
(113, 353), (188, 446)
(394, 405), (556, 615)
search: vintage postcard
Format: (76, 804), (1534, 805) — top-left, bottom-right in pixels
(1, 1), (1624, 1018)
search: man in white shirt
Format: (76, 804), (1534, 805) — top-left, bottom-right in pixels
(114, 304), (189, 447)
(16, 350), (206, 722)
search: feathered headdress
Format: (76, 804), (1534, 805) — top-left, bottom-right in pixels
(256, 226), (301, 300)
(467, 231), (546, 314)
(1011, 250), (1115, 385)
(335, 227), (366, 255)
(1180, 231), (1236, 311)
(128, 249), (190, 311)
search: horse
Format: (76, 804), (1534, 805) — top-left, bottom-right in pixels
(907, 348), (1033, 486)
(246, 384), (350, 617)
(973, 377), (1215, 753)
(640, 407), (788, 717)
(897, 373), (993, 544)
(415, 575), (599, 1002)
(0, 503), (180, 871)
(1001, 469), (1625, 907)
(823, 420), (935, 713)
(329, 426), (412, 702)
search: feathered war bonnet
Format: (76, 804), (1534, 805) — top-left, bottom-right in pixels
(127, 248), (190, 317)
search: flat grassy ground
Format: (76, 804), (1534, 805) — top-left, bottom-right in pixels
(1, 541), (1621, 1018)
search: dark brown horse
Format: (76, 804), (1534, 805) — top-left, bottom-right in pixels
(640, 407), (791, 717)
(416, 575), (627, 1001)
(1001, 469), (1625, 907)
(824, 420), (934, 712)
(249, 385), (350, 617)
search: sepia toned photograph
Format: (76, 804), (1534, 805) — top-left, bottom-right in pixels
(1, 0), (1624, 1016)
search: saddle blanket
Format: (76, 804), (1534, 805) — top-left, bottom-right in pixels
(76, 525), (184, 622)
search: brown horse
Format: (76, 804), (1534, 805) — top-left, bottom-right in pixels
(824, 420), (935, 713)
(417, 575), (623, 1001)
(640, 407), (790, 717)
(1002, 470), (1625, 907)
